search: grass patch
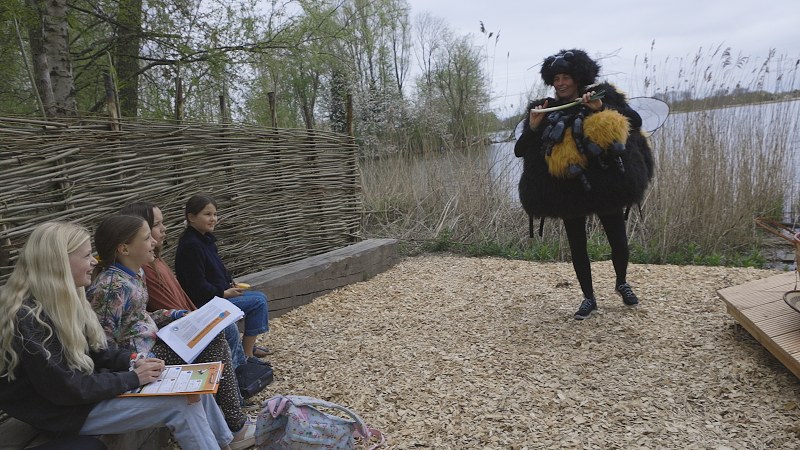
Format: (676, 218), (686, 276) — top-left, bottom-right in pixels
(406, 229), (769, 269)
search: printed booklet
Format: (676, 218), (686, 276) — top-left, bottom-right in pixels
(157, 296), (244, 363)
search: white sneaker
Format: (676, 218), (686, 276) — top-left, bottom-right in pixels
(229, 418), (256, 450)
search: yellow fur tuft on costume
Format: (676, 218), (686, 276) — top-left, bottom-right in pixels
(546, 129), (587, 178)
(582, 109), (629, 148)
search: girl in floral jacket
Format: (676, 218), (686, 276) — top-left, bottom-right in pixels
(86, 215), (255, 450)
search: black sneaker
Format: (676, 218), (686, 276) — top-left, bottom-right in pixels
(574, 297), (597, 320)
(615, 283), (639, 306)
(247, 356), (272, 366)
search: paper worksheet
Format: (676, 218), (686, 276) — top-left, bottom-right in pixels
(156, 297), (244, 362)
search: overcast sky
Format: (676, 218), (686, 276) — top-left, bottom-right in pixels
(404, 0), (800, 117)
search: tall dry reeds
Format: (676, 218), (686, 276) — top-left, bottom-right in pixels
(361, 47), (800, 265)
(644, 100), (798, 260)
(361, 144), (528, 243)
(636, 46), (799, 261)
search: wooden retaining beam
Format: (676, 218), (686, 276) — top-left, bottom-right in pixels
(236, 238), (399, 318)
(718, 271), (800, 378)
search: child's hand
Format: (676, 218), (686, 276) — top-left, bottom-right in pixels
(223, 287), (244, 299)
(134, 359), (165, 385)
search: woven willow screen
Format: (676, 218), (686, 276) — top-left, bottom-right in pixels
(0, 117), (362, 283)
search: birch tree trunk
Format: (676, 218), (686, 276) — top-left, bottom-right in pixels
(26, 21), (57, 117)
(26, 0), (77, 116)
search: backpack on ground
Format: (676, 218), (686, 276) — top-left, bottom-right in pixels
(235, 361), (274, 398)
(255, 395), (385, 450)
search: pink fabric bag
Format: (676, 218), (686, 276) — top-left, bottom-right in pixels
(255, 395), (385, 450)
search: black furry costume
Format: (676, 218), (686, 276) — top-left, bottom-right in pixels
(514, 53), (654, 220)
(514, 49), (655, 311)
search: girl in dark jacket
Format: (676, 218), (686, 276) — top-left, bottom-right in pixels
(175, 193), (271, 359)
(514, 49), (654, 319)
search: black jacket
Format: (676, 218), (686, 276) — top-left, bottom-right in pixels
(175, 226), (231, 308)
(0, 301), (140, 437)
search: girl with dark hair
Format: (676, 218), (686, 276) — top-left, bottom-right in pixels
(514, 49), (654, 320)
(86, 215), (255, 449)
(175, 194), (271, 359)
(0, 222), (235, 450)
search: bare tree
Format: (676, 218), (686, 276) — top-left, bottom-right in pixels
(431, 34), (488, 144)
(387, 0), (410, 95)
(412, 12), (447, 88)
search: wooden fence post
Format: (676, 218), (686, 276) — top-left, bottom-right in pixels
(346, 94), (354, 137)
(219, 94), (228, 124)
(345, 93), (358, 242)
(268, 92), (277, 128)
(220, 93), (234, 173)
(103, 72), (123, 183)
(104, 72), (120, 132)
(175, 77), (184, 124)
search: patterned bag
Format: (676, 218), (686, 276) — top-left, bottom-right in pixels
(255, 395), (385, 450)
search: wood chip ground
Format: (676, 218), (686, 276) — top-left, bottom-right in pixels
(166, 255), (800, 449)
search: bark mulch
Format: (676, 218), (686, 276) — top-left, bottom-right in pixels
(170, 255), (800, 449)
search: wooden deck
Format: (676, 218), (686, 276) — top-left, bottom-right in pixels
(718, 271), (800, 378)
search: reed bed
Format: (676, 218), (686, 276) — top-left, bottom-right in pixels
(645, 100), (798, 260)
(0, 116), (361, 283)
(359, 145), (564, 255)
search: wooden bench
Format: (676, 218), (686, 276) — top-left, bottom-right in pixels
(0, 413), (170, 450)
(237, 238), (399, 318)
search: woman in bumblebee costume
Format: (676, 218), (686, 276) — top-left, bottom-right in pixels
(514, 49), (654, 320)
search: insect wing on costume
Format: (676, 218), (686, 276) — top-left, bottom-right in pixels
(514, 117), (527, 141)
(626, 97), (670, 135)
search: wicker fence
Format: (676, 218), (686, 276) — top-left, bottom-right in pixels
(0, 116), (361, 283)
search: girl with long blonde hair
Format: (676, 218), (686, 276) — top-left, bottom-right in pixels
(0, 222), (236, 449)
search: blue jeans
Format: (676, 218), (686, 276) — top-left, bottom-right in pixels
(80, 394), (233, 450)
(224, 323), (247, 369)
(229, 291), (269, 337)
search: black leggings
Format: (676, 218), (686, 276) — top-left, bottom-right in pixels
(152, 333), (245, 432)
(562, 210), (629, 299)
